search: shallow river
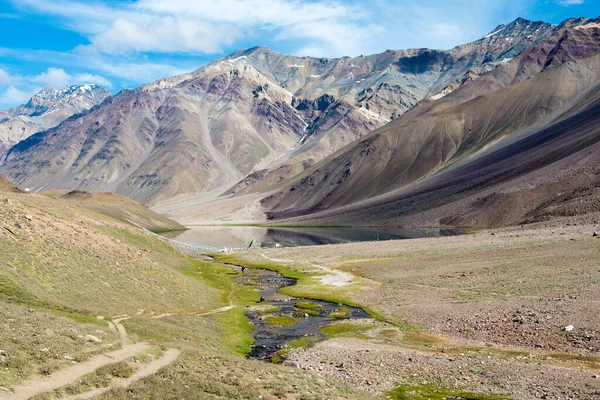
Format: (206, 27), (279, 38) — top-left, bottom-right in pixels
(225, 264), (371, 362)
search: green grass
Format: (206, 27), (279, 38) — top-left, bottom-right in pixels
(294, 301), (323, 311)
(328, 307), (352, 320)
(39, 361), (137, 398)
(218, 309), (256, 354)
(294, 309), (319, 317)
(328, 312), (349, 319)
(286, 337), (320, 349)
(321, 322), (374, 337)
(0, 190), (373, 399)
(0, 301), (121, 387)
(263, 315), (296, 327)
(388, 383), (510, 400)
(257, 306), (281, 314)
(403, 331), (449, 346)
(211, 253), (390, 323)
(270, 349), (289, 364)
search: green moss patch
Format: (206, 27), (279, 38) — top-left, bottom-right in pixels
(388, 382), (510, 400)
(286, 337), (320, 349)
(321, 322), (373, 337)
(263, 315), (296, 327)
(294, 301), (323, 311)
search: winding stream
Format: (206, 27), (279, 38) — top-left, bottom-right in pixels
(233, 266), (371, 362)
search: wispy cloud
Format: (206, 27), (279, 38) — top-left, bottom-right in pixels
(0, 66), (112, 107)
(1, 0), (590, 108)
(0, 86), (40, 105)
(12, 0), (376, 57)
(557, 0), (584, 5)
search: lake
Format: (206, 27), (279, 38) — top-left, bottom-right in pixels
(162, 225), (465, 249)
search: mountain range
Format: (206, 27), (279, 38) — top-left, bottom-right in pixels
(1, 16), (599, 227)
(0, 84), (110, 159)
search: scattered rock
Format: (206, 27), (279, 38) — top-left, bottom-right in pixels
(40, 348), (49, 352)
(593, 232), (599, 237)
(564, 325), (575, 332)
(24, 215), (33, 221)
(84, 334), (102, 343)
(64, 355), (74, 360)
(287, 361), (301, 369)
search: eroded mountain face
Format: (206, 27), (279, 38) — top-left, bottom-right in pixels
(1, 17), (589, 206)
(262, 19), (600, 224)
(0, 85), (110, 159)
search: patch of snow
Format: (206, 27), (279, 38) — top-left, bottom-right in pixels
(430, 92), (446, 101)
(485, 26), (506, 38)
(288, 64), (305, 68)
(39, 108), (59, 117)
(309, 74), (321, 78)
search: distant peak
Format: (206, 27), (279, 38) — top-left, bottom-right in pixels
(225, 46), (280, 61)
(37, 84), (104, 96)
(482, 17), (551, 40)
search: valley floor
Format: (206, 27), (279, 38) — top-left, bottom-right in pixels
(216, 214), (600, 399)
(2, 181), (599, 399)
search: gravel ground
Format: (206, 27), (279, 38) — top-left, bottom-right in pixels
(288, 337), (600, 399)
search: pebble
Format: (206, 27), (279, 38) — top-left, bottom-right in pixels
(564, 325), (575, 332)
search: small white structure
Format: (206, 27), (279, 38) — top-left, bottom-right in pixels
(24, 188), (31, 193)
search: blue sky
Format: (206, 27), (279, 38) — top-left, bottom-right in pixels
(0, 0), (597, 108)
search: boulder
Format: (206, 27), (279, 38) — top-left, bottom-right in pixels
(84, 334), (102, 343)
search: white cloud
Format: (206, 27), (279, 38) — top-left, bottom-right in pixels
(0, 69), (15, 85)
(0, 86), (39, 105)
(32, 67), (112, 88)
(557, 0), (584, 4)
(0, 66), (112, 108)
(13, 0), (376, 57)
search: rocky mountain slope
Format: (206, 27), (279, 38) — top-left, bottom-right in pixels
(261, 18), (600, 226)
(0, 17), (563, 205)
(0, 85), (110, 159)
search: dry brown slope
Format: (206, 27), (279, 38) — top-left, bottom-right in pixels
(50, 190), (185, 232)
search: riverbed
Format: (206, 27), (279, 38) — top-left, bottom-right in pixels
(230, 265), (371, 362)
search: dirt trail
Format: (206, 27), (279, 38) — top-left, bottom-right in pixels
(149, 305), (235, 320)
(63, 349), (181, 400)
(2, 301), (235, 399)
(2, 313), (184, 400)
(0, 343), (151, 400)
(111, 317), (131, 341)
